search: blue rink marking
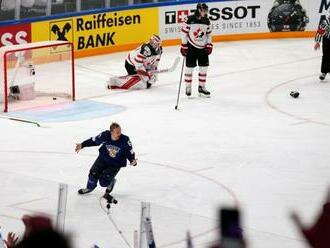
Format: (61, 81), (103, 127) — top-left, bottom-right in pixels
(6, 100), (125, 122)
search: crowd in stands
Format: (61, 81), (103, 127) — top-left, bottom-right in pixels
(0, 186), (329, 248)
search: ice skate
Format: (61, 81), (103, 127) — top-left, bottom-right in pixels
(78, 188), (94, 195)
(198, 85), (210, 97)
(186, 85), (192, 97)
(319, 73), (326, 81)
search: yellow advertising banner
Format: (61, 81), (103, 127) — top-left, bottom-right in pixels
(32, 7), (158, 57)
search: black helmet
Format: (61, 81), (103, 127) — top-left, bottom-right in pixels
(196, 3), (208, 12)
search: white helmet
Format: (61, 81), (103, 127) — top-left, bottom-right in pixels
(149, 34), (161, 51)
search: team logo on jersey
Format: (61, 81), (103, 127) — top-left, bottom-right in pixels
(107, 145), (120, 158)
(49, 19), (73, 42)
(193, 28), (205, 39)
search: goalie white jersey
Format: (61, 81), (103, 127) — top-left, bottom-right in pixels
(126, 43), (162, 72)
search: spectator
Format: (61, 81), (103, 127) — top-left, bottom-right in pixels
(21, 215), (52, 238)
(291, 186), (330, 248)
(16, 229), (71, 248)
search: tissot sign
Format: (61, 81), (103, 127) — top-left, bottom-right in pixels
(165, 6), (261, 24)
(159, 1), (266, 40)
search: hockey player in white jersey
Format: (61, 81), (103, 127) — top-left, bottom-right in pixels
(107, 35), (162, 90)
(181, 3), (213, 97)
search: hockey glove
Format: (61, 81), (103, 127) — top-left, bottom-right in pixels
(205, 43), (213, 55)
(181, 44), (188, 56)
(149, 74), (157, 84)
(137, 70), (151, 83)
(314, 42), (320, 51)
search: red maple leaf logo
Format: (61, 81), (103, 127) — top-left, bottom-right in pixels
(194, 28), (201, 37)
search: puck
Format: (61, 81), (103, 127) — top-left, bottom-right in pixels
(53, 97), (57, 100)
(290, 91), (299, 98)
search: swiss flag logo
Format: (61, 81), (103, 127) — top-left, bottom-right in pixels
(177, 10), (189, 23)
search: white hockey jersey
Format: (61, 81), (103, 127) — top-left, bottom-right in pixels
(126, 43), (162, 72)
(181, 14), (212, 49)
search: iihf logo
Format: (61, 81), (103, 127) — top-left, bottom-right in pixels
(49, 19), (73, 42)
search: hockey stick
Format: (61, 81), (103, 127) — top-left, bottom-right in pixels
(99, 197), (132, 248)
(0, 115), (41, 127)
(153, 56), (180, 74)
(117, 56), (180, 80)
(175, 57), (185, 110)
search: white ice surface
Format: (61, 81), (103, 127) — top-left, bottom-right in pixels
(0, 38), (330, 248)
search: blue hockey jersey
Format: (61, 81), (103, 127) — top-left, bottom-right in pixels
(81, 131), (135, 167)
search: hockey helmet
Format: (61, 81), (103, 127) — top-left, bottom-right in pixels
(149, 34), (162, 50)
(196, 3), (209, 13)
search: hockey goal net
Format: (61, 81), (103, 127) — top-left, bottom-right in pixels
(0, 41), (75, 112)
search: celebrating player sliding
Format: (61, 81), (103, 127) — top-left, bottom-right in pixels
(107, 34), (162, 90)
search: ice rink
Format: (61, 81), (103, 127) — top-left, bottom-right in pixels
(0, 38), (330, 248)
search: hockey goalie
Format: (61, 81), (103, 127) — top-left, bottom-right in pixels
(107, 34), (162, 90)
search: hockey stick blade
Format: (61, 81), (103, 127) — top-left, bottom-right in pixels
(155, 56), (180, 74)
(0, 115), (41, 127)
(117, 57), (181, 80)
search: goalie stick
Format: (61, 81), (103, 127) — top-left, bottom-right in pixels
(117, 56), (180, 80)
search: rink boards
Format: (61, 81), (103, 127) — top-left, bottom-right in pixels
(0, 0), (328, 58)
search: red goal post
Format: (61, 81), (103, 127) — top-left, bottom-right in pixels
(0, 41), (75, 112)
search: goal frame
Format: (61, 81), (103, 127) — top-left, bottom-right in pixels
(1, 41), (75, 112)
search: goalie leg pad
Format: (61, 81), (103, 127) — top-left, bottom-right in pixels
(108, 75), (142, 90)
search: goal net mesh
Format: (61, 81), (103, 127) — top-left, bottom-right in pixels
(0, 41), (74, 112)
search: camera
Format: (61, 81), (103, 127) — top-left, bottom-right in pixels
(103, 193), (118, 209)
(219, 208), (245, 248)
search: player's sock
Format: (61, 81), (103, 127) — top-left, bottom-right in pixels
(185, 67), (193, 96)
(198, 66), (210, 96)
(78, 175), (97, 194)
(105, 178), (117, 194)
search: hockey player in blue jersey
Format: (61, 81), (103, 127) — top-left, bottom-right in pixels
(75, 122), (137, 195)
